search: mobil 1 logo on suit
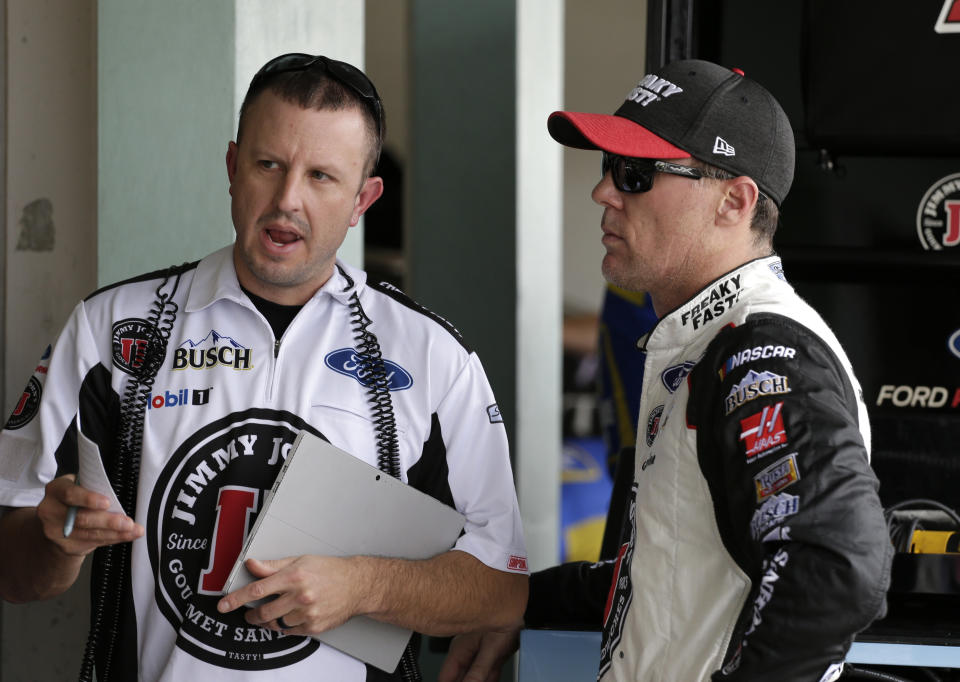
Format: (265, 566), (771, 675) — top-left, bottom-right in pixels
(147, 387), (213, 410)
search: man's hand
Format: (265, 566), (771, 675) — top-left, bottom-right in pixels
(217, 556), (367, 636)
(36, 474), (144, 556)
(217, 551), (527, 639)
(437, 624), (523, 682)
(0, 475), (143, 603)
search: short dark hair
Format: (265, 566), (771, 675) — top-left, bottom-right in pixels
(693, 161), (779, 246)
(237, 67), (384, 178)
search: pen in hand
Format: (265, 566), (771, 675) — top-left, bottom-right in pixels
(63, 505), (78, 538)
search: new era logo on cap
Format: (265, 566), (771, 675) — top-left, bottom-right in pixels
(713, 136), (735, 156)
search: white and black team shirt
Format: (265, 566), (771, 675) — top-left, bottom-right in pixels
(0, 245), (528, 682)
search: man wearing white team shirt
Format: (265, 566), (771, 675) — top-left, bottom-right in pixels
(0, 54), (527, 682)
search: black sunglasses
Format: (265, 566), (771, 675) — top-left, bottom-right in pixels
(253, 53), (384, 140)
(601, 152), (703, 194)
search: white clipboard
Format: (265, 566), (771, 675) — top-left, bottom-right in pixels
(223, 430), (465, 672)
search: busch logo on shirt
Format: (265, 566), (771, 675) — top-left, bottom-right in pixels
(750, 493), (799, 542)
(173, 330), (253, 371)
(724, 370), (791, 415)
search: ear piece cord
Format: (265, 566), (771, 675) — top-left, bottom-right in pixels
(79, 266), (185, 682)
(346, 283), (420, 682)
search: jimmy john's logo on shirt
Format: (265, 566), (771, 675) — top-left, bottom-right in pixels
(917, 173), (960, 251)
(724, 369), (790, 415)
(4, 345), (51, 430)
(148, 410), (322, 670)
(680, 274), (742, 329)
(6, 377), (42, 430)
(173, 330), (253, 371)
(626, 73), (683, 107)
(112, 318), (166, 377)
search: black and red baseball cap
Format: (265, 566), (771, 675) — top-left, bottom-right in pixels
(548, 59), (796, 206)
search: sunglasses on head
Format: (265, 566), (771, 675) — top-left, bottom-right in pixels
(253, 53), (384, 139)
(601, 152), (703, 194)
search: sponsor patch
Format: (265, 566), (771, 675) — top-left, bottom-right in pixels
(680, 274), (742, 330)
(750, 492), (799, 542)
(147, 387), (213, 410)
(487, 403), (504, 424)
(739, 401), (787, 461)
(719, 344), (796, 380)
(598, 486), (637, 678)
(173, 330), (252, 371)
(147, 410), (323, 669)
(507, 555), (528, 572)
(323, 348), (413, 391)
(661, 361), (696, 393)
(754, 453), (800, 501)
(5, 376), (42, 430)
(113, 318), (166, 377)
(768, 260), (785, 281)
(917, 172), (960, 250)
(745, 548), (789, 636)
(724, 370), (791, 415)
(645, 405), (664, 446)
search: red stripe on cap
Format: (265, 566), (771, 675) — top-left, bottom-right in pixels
(731, 68), (745, 76)
(548, 111), (690, 159)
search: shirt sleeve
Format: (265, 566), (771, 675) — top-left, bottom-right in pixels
(686, 315), (893, 681)
(0, 299), (118, 509)
(431, 352), (528, 575)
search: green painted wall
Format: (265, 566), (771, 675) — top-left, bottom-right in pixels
(98, 0), (235, 286)
(409, 0), (518, 447)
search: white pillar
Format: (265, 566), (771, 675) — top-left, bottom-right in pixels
(516, 0), (564, 571)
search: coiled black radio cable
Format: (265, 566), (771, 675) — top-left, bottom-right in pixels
(346, 280), (419, 682)
(78, 266), (185, 682)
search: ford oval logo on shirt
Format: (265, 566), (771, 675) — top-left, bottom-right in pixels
(324, 348), (413, 391)
(661, 360), (697, 393)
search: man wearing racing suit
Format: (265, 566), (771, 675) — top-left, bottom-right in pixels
(440, 60), (892, 681)
(0, 54), (528, 682)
